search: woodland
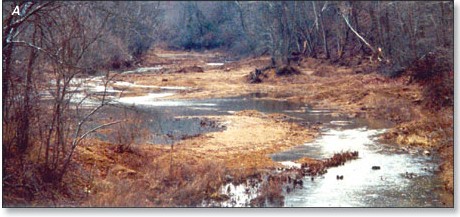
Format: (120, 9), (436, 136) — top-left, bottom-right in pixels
(2, 1), (453, 207)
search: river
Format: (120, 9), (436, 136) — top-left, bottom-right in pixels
(71, 72), (446, 207)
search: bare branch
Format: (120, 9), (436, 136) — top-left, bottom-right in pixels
(341, 14), (376, 53)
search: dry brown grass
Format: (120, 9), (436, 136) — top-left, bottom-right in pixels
(77, 140), (228, 207)
(312, 65), (336, 77)
(363, 93), (419, 124)
(250, 178), (284, 207)
(5, 48), (452, 206)
(439, 143), (454, 194)
(383, 108), (452, 148)
(73, 110), (315, 207)
(108, 48), (453, 205)
(85, 159), (227, 207)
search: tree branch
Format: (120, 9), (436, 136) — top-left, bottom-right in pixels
(341, 14), (376, 53)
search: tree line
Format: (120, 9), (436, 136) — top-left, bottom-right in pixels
(163, 1), (452, 68)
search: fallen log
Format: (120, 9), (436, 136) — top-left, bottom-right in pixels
(248, 68), (263, 83)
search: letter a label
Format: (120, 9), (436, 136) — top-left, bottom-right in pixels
(12, 6), (20, 16)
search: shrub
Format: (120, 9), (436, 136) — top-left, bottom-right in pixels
(408, 48), (453, 110)
(409, 48), (452, 83)
(107, 109), (149, 153)
(250, 178), (284, 207)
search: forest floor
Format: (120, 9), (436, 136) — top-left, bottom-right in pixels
(4, 48), (452, 207)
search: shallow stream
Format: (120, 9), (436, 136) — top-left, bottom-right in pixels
(75, 74), (445, 207)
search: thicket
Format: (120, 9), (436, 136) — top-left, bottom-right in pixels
(2, 1), (161, 205)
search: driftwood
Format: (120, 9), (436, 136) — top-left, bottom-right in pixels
(248, 68), (263, 83)
(248, 62), (301, 83)
(247, 65), (274, 83)
(341, 13), (388, 63)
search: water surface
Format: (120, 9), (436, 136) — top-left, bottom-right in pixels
(71, 75), (445, 207)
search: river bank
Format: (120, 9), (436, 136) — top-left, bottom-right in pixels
(112, 48), (453, 205)
(4, 48), (451, 207)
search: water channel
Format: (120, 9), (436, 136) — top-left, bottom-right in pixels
(74, 74), (446, 207)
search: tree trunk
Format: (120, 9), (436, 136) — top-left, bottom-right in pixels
(281, 1), (292, 65)
(2, 44), (13, 120)
(342, 14), (376, 53)
(18, 44), (37, 153)
(320, 13), (329, 59)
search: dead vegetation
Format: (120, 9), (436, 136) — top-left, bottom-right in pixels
(49, 111), (314, 207)
(300, 151), (359, 176)
(106, 109), (150, 153)
(250, 178), (284, 207)
(175, 65), (205, 73)
(2, 0), (453, 208)
(248, 151), (360, 207)
(76, 141), (228, 207)
(247, 64), (301, 83)
(122, 49), (453, 204)
(4, 46), (452, 207)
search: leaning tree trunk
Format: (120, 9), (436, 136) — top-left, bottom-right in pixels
(342, 14), (376, 54)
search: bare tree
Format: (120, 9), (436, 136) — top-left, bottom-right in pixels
(2, 1), (136, 185)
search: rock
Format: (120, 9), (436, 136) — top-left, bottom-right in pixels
(245, 187), (250, 193)
(405, 172), (416, 179)
(294, 179), (303, 187)
(423, 150), (431, 156)
(372, 166), (381, 170)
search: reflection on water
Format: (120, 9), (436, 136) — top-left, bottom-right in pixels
(217, 181), (261, 207)
(123, 95), (306, 144)
(115, 89), (445, 207)
(206, 62), (225, 66)
(272, 128), (444, 207)
(121, 66), (163, 74)
(70, 74), (446, 207)
(216, 126), (444, 207)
